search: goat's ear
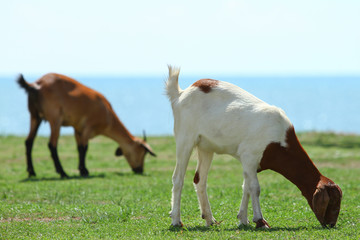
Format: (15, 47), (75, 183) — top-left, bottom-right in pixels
(115, 147), (123, 156)
(312, 185), (330, 226)
(142, 143), (156, 157)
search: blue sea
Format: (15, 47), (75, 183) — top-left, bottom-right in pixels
(1, 74), (360, 136)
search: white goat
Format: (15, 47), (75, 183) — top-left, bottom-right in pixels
(165, 66), (342, 228)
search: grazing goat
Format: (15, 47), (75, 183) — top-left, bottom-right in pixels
(165, 66), (342, 228)
(17, 73), (156, 178)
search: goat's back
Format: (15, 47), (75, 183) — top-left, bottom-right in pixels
(29, 73), (114, 132)
(172, 79), (292, 157)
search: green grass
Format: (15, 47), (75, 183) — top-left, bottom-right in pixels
(0, 133), (359, 239)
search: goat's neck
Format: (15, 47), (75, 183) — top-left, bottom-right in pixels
(104, 112), (135, 147)
(259, 127), (322, 208)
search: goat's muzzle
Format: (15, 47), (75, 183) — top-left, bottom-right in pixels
(312, 181), (342, 228)
(132, 166), (143, 174)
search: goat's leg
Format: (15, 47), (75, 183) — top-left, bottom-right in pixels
(237, 178), (250, 226)
(243, 168), (270, 228)
(194, 148), (216, 226)
(170, 139), (194, 227)
(77, 145), (89, 177)
(48, 121), (68, 178)
(25, 116), (42, 177)
(75, 131), (89, 177)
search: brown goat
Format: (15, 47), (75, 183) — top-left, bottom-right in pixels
(17, 73), (156, 178)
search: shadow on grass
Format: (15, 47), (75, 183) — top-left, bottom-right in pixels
(19, 173), (106, 182)
(114, 172), (134, 177)
(20, 171), (151, 182)
(168, 225), (215, 233)
(114, 172), (151, 177)
(168, 223), (320, 232)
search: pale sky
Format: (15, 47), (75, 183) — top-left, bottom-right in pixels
(1, 0), (360, 76)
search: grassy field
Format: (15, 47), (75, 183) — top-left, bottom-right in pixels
(0, 133), (359, 239)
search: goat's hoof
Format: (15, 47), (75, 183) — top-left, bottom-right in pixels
(205, 217), (219, 227)
(171, 221), (183, 227)
(60, 172), (69, 179)
(238, 222), (250, 228)
(239, 218), (250, 226)
(28, 172), (36, 178)
(80, 168), (89, 177)
(322, 223), (336, 229)
(238, 223), (252, 230)
(254, 218), (271, 229)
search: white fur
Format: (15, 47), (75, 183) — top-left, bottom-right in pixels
(166, 66), (292, 227)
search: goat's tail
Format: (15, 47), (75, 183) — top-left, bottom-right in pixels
(17, 74), (37, 94)
(165, 65), (181, 104)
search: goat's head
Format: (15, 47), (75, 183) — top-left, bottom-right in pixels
(312, 176), (342, 228)
(115, 137), (156, 174)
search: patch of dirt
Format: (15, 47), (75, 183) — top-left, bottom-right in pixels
(0, 216), (81, 223)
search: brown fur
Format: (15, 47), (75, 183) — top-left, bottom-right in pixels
(192, 79), (219, 93)
(18, 73), (155, 177)
(255, 218), (270, 228)
(193, 171), (200, 184)
(259, 126), (342, 227)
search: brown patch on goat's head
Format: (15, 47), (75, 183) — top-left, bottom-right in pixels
(312, 176), (342, 228)
(192, 79), (219, 93)
(193, 171), (200, 184)
(259, 126), (342, 227)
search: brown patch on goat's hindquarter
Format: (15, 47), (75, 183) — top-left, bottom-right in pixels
(192, 79), (219, 93)
(193, 171), (200, 184)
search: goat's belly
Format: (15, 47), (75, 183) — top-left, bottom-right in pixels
(61, 115), (86, 129)
(197, 135), (238, 155)
(61, 121), (72, 127)
(60, 116), (76, 127)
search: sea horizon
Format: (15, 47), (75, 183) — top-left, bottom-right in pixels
(1, 74), (360, 136)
